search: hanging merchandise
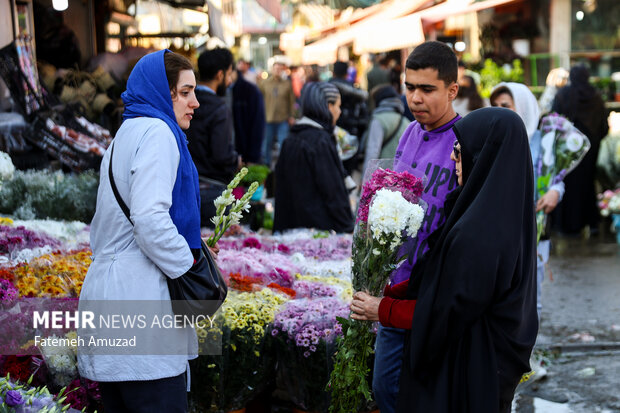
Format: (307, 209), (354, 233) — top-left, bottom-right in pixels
(0, 41), (45, 117)
(0, 42), (112, 172)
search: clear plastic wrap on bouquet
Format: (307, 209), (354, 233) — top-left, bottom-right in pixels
(540, 114), (591, 185)
(353, 159), (427, 294)
(329, 162), (426, 413)
(536, 114), (591, 241)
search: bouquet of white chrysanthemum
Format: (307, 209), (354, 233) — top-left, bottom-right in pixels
(206, 168), (259, 248)
(329, 167), (425, 413)
(368, 188), (425, 251)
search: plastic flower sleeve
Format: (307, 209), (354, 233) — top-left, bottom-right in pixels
(536, 114), (591, 241)
(329, 167), (426, 413)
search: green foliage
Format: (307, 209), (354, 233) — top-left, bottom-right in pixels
(0, 170), (98, 222)
(327, 317), (375, 413)
(479, 59), (525, 98)
(329, 227), (402, 412)
(240, 164), (271, 186)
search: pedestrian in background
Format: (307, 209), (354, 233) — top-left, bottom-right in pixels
(453, 74), (486, 116)
(490, 81), (565, 319)
(274, 82), (354, 234)
(186, 47), (240, 227)
(551, 64), (608, 236)
(231, 65), (266, 164)
(538, 67), (569, 115)
(362, 85), (410, 174)
(367, 54), (391, 95)
(259, 59), (296, 167)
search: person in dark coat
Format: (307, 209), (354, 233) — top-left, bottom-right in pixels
(551, 64), (609, 235)
(231, 68), (266, 164)
(351, 107), (538, 413)
(274, 82), (354, 233)
(186, 47), (240, 227)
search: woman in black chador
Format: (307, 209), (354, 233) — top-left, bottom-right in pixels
(274, 82), (354, 233)
(397, 107), (539, 413)
(551, 64), (608, 234)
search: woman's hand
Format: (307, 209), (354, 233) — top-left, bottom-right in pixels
(536, 189), (560, 213)
(350, 291), (381, 321)
(207, 244), (219, 259)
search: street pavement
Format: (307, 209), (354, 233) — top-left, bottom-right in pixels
(513, 227), (620, 412)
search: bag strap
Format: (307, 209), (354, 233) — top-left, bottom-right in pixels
(108, 143), (133, 225)
(381, 115), (406, 150)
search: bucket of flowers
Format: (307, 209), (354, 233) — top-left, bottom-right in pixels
(190, 288), (289, 412)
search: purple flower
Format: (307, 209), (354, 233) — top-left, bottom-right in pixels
(271, 329), (278, 336)
(303, 351), (311, 358)
(5, 390), (24, 407)
(0, 279), (19, 305)
(0, 225), (61, 254)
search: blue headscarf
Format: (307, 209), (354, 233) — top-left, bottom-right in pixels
(121, 49), (202, 249)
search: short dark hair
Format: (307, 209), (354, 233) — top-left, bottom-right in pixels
(333, 61), (348, 78)
(197, 47), (233, 82)
(405, 41), (457, 86)
(489, 85), (512, 106)
(164, 51), (194, 93)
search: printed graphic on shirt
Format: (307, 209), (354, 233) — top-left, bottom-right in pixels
(393, 157), (458, 266)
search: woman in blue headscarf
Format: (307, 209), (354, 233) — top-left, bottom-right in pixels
(78, 50), (201, 412)
(274, 81), (354, 233)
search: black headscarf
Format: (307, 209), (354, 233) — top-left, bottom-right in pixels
(399, 107), (538, 412)
(299, 81), (340, 133)
(553, 64), (605, 137)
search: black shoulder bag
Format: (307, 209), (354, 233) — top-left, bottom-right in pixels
(107, 144), (227, 318)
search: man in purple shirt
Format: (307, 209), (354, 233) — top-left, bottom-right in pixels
(350, 41), (460, 413)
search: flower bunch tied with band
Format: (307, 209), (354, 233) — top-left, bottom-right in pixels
(328, 168), (425, 413)
(207, 167), (259, 247)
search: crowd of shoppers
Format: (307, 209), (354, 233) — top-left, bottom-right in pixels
(79, 37), (614, 411)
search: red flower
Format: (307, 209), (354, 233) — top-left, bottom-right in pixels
(267, 283), (296, 298)
(228, 272), (262, 292)
(242, 237), (262, 249)
(1, 355), (34, 383)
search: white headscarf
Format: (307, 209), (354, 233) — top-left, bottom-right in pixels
(492, 82), (540, 140)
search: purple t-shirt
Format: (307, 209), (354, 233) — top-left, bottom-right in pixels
(390, 115), (461, 283)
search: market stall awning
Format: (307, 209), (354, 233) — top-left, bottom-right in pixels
(419, 0), (523, 25)
(349, 0), (523, 54)
(301, 0), (428, 64)
(353, 12), (424, 54)
(256, 0), (282, 22)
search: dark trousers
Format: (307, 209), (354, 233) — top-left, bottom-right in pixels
(99, 373), (187, 413)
